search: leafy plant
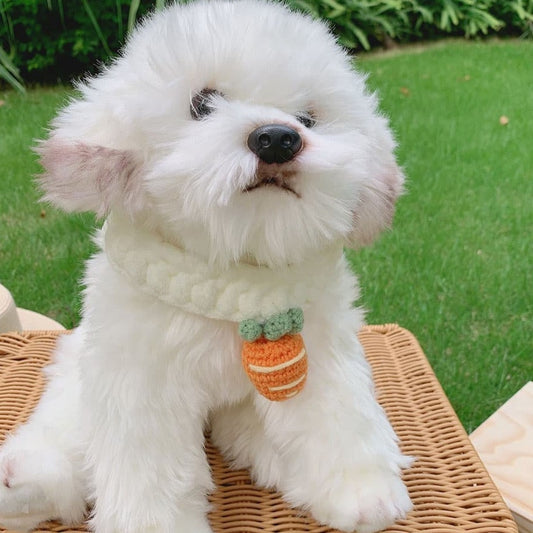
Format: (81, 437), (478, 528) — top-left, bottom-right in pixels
(494, 0), (533, 37)
(420, 0), (504, 37)
(0, 0), (167, 88)
(288, 0), (531, 50)
(288, 0), (414, 50)
(0, 0), (532, 90)
(81, 0), (113, 57)
(0, 44), (24, 92)
(0, 0), (24, 91)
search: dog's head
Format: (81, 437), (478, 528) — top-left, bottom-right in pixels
(38, 0), (403, 268)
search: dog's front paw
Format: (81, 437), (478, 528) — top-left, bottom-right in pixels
(309, 468), (412, 533)
(0, 448), (85, 532)
(0, 452), (56, 532)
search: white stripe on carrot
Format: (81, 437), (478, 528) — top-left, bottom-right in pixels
(248, 347), (306, 374)
(269, 374), (306, 392)
(284, 390), (300, 399)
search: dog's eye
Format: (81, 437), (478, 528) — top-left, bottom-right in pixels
(190, 88), (223, 120)
(296, 113), (317, 129)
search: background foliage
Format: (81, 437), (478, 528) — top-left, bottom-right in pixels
(1, 0), (533, 90)
(292, 0), (533, 50)
(0, 0), (156, 87)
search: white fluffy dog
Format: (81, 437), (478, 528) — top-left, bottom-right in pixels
(0, 1), (412, 532)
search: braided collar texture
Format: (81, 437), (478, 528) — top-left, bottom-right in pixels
(103, 212), (344, 323)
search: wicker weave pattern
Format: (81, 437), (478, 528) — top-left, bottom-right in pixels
(0, 327), (517, 533)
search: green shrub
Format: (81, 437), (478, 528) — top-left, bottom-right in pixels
(492, 0), (533, 37)
(287, 0), (532, 50)
(288, 0), (431, 50)
(0, 43), (24, 92)
(0, 0), (158, 85)
(1, 0), (532, 91)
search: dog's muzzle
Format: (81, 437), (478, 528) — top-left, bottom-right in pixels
(247, 124), (302, 164)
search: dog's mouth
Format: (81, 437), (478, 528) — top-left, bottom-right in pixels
(243, 170), (300, 198)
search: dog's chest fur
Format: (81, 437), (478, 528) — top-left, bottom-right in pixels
(80, 238), (360, 410)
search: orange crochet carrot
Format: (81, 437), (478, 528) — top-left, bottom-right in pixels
(242, 333), (307, 401)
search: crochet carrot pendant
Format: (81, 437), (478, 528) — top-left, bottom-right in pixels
(239, 308), (307, 401)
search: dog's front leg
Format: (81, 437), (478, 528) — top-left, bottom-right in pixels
(81, 343), (214, 533)
(254, 318), (412, 533)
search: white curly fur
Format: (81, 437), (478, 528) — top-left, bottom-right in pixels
(0, 1), (412, 532)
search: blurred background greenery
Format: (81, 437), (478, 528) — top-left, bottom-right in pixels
(1, 0), (532, 90)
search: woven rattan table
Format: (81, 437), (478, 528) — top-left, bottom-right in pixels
(0, 326), (517, 533)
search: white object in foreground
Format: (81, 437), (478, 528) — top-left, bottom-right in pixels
(470, 382), (533, 533)
(0, 284), (65, 333)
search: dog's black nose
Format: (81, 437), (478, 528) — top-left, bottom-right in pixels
(247, 124), (302, 164)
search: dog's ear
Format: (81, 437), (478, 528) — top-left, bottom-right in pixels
(348, 161), (404, 247)
(348, 112), (405, 248)
(36, 137), (145, 217)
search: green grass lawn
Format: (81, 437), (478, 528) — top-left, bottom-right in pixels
(351, 39), (533, 431)
(0, 88), (96, 327)
(1, 40), (531, 432)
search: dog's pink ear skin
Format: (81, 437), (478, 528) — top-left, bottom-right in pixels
(36, 138), (145, 218)
(349, 162), (405, 248)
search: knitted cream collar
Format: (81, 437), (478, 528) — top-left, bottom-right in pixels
(103, 212), (344, 323)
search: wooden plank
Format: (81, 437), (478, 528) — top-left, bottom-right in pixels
(470, 382), (533, 533)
